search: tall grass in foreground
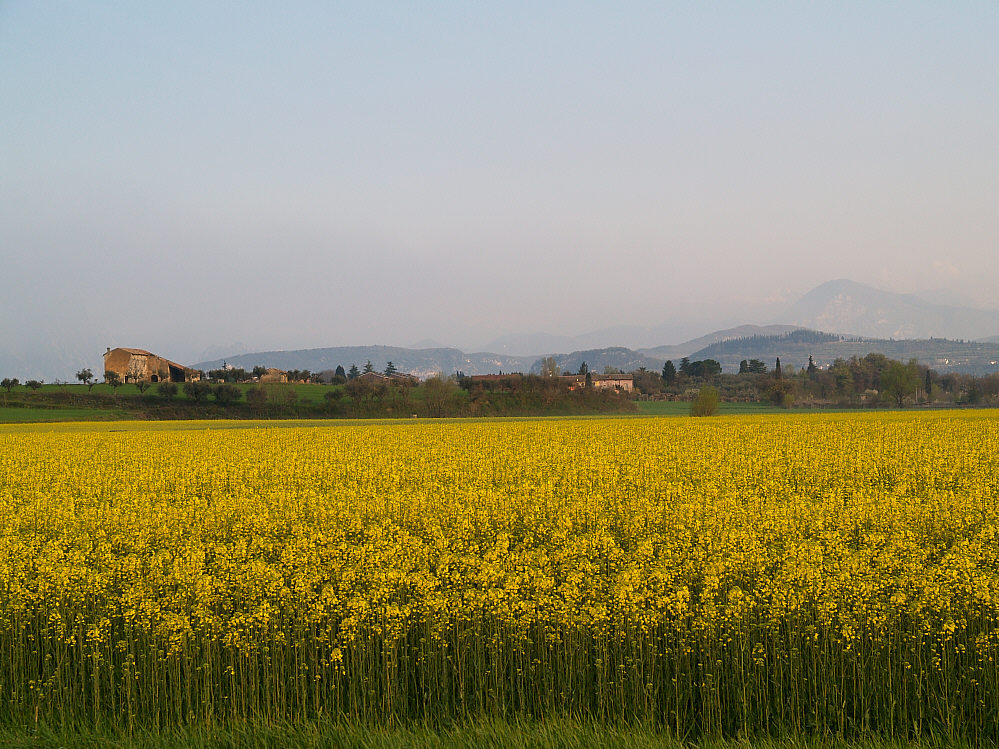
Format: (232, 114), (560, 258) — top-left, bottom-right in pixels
(0, 413), (997, 741)
(2, 718), (991, 749)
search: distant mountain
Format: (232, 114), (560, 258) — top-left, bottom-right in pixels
(475, 320), (731, 356)
(194, 346), (536, 379)
(781, 279), (999, 340)
(638, 324), (804, 361)
(689, 329), (999, 376)
(474, 332), (588, 358)
(193, 321), (999, 381)
(528, 347), (664, 376)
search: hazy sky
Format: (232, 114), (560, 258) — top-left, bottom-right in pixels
(2, 2), (997, 377)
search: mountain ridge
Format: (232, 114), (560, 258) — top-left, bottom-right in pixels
(779, 279), (999, 340)
(194, 329), (999, 379)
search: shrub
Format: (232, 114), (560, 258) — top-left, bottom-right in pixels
(157, 382), (178, 399)
(690, 386), (720, 416)
(246, 386), (267, 405)
(183, 381), (212, 402)
(213, 383), (243, 405)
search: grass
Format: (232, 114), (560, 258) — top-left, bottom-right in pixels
(0, 718), (986, 749)
(635, 401), (782, 416)
(0, 405), (133, 423)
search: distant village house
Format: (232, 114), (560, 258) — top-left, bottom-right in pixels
(258, 368), (288, 383)
(561, 373), (634, 393)
(103, 347), (200, 383)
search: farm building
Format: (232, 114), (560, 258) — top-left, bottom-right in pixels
(560, 373), (634, 392)
(258, 368), (288, 383)
(103, 347), (200, 384)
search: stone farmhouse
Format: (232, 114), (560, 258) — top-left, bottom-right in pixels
(560, 373), (634, 393)
(103, 347), (200, 384)
(258, 368), (288, 383)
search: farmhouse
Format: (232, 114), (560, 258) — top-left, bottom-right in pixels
(258, 368), (288, 383)
(103, 347), (200, 384)
(592, 373), (634, 392)
(560, 373), (634, 392)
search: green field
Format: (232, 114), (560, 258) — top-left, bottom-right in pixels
(634, 400), (782, 416)
(0, 405), (133, 423)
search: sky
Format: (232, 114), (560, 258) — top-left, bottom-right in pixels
(2, 2), (998, 378)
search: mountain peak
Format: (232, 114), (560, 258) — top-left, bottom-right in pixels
(781, 280), (999, 340)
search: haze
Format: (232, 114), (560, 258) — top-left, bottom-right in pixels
(2, 2), (997, 380)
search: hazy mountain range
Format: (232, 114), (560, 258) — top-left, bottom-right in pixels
(193, 325), (811, 379)
(6, 280), (999, 381)
(781, 279), (999, 341)
(192, 281), (999, 378)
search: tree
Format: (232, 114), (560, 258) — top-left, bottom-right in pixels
(104, 371), (122, 391)
(679, 357), (691, 376)
(1, 378), (18, 393)
(363, 360), (375, 374)
(739, 359), (768, 374)
(774, 357), (783, 380)
(246, 386), (267, 405)
(540, 357), (560, 377)
(807, 355), (817, 377)
(335, 365), (347, 380)
(422, 375), (463, 417)
(767, 378), (794, 408)
(25, 379), (43, 391)
(76, 368), (95, 391)
(135, 379), (152, 394)
(662, 360), (677, 386)
(688, 359), (721, 379)
(690, 386), (720, 417)
(213, 383), (243, 405)
(183, 380), (211, 402)
(631, 367), (663, 395)
(252, 365), (267, 379)
(348, 364), (360, 380)
(881, 360), (919, 407)
(384, 361), (398, 376)
(157, 382), (178, 399)
(578, 361), (589, 376)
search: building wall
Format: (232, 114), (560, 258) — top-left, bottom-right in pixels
(103, 349), (193, 383)
(592, 376), (634, 393)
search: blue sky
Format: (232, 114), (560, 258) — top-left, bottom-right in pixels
(2, 2), (997, 377)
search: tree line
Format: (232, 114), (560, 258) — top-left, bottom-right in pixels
(638, 353), (999, 407)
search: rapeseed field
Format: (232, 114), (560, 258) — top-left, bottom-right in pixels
(0, 412), (996, 740)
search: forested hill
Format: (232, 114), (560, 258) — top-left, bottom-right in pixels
(690, 332), (999, 376)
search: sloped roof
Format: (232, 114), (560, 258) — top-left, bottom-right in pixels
(107, 347), (192, 371)
(111, 347), (155, 356)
